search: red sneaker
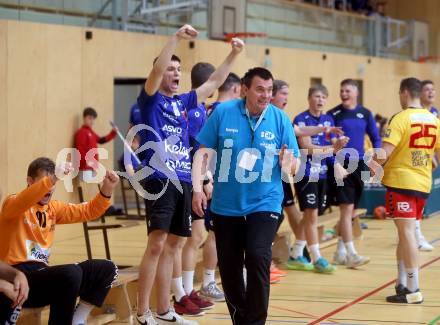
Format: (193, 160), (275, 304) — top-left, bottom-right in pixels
(188, 290), (215, 310)
(270, 273), (281, 284)
(173, 295), (205, 316)
(270, 263), (287, 277)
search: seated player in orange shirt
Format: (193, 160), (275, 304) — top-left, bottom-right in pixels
(0, 157), (120, 324)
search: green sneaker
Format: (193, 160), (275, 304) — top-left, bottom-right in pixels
(313, 257), (336, 274)
(286, 256), (314, 271)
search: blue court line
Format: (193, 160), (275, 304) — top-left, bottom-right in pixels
(211, 316), (364, 325)
(430, 236), (440, 245)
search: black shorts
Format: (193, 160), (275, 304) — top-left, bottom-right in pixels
(142, 178), (192, 237)
(282, 181), (295, 207)
(204, 201), (214, 232)
(294, 177), (328, 215)
(328, 159), (367, 207)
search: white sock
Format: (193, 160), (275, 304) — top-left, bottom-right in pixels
(337, 237), (347, 255)
(72, 302), (93, 325)
(397, 260), (407, 287)
(171, 277), (186, 301)
(344, 241), (357, 255)
(182, 271), (195, 295)
(406, 267), (419, 292)
(415, 220), (423, 240)
(308, 244), (321, 263)
(203, 268), (216, 287)
(292, 240), (307, 258)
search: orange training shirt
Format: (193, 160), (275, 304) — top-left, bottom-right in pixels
(0, 177), (111, 265)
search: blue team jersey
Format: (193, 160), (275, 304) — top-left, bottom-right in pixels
(327, 104), (381, 160)
(293, 110), (335, 179)
(430, 106), (439, 118)
(129, 103), (142, 125)
(137, 89), (197, 183)
(188, 103), (207, 155)
(196, 99), (300, 216)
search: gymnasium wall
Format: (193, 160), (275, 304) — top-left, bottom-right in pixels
(1, 19), (439, 203)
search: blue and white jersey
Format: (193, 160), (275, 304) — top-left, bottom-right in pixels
(137, 89), (197, 183)
(293, 110), (335, 179)
(129, 103), (142, 126)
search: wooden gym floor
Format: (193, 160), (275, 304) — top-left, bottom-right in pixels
(50, 213), (440, 325)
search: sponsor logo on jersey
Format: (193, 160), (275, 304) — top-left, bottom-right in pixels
(357, 113), (364, 119)
(162, 111), (179, 123)
(260, 142), (276, 150)
(225, 128), (239, 133)
(26, 240), (50, 264)
(260, 131), (275, 140)
(166, 159), (192, 171)
(164, 139), (190, 159)
(410, 113), (436, 123)
(161, 124), (182, 134)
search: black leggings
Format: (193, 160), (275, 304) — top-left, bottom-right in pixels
(212, 212), (279, 325)
(0, 259), (117, 325)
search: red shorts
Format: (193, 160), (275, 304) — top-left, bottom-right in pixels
(386, 191), (426, 220)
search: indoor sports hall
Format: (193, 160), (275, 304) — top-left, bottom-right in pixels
(1, 1), (440, 324)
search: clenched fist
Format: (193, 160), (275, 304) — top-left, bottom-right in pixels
(101, 170), (120, 197)
(230, 37), (245, 54)
(175, 24), (198, 40)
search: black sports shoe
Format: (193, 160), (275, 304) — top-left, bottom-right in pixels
(394, 283), (406, 295)
(386, 288), (423, 304)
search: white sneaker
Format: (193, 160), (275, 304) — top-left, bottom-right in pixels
(155, 308), (199, 325)
(136, 310), (158, 325)
(418, 237), (434, 251)
(332, 251), (347, 265)
(346, 253), (370, 268)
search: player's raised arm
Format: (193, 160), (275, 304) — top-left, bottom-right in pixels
(195, 38), (244, 104)
(144, 24), (198, 96)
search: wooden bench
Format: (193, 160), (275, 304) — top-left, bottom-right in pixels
(272, 208), (367, 263)
(18, 307), (117, 325)
(94, 266), (139, 323)
(17, 267), (140, 325)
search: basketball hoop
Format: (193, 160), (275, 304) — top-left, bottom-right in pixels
(223, 32), (267, 42)
(418, 56), (440, 63)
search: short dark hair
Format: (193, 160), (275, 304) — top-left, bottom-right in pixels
(27, 157), (55, 178)
(133, 134), (141, 143)
(242, 67), (273, 88)
(400, 77), (422, 98)
(191, 62), (215, 89)
(219, 73), (241, 92)
(308, 84), (328, 98)
(340, 79), (359, 88)
(272, 80), (289, 96)
(153, 54), (181, 65)
(83, 107), (97, 118)
(421, 80), (434, 88)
